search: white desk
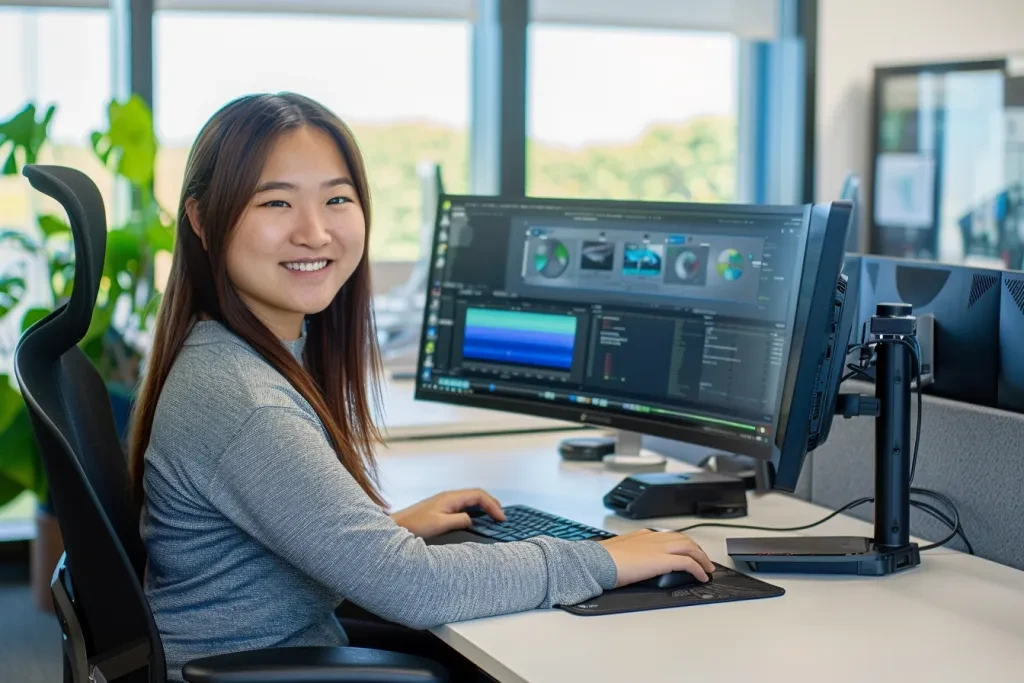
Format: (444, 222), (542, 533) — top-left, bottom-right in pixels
(375, 378), (583, 441)
(376, 431), (1024, 683)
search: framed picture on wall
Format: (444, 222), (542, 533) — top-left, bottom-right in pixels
(870, 58), (1024, 271)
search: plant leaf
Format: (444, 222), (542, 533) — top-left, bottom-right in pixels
(0, 102), (56, 173)
(90, 130), (111, 165)
(0, 374), (22, 434)
(94, 95), (156, 186)
(146, 215), (175, 254)
(0, 229), (39, 253)
(83, 301), (114, 347)
(0, 474), (26, 510)
(105, 228), (141, 281)
(37, 214), (70, 239)
(20, 307), (51, 334)
(0, 276), (26, 318)
(0, 404), (44, 500)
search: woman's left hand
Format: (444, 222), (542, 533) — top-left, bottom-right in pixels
(390, 488), (506, 539)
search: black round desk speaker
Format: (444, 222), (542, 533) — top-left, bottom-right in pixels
(558, 436), (617, 461)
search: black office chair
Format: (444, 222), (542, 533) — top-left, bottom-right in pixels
(13, 164), (448, 683)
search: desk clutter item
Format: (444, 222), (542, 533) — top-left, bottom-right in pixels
(558, 435), (617, 461)
(603, 471), (748, 520)
(558, 563), (784, 616)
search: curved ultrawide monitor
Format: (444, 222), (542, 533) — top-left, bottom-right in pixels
(413, 196), (851, 489)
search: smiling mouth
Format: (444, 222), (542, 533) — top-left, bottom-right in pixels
(282, 259), (332, 273)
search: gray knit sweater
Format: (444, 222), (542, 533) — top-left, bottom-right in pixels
(141, 320), (617, 681)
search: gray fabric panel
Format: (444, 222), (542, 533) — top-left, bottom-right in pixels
(812, 381), (1024, 570)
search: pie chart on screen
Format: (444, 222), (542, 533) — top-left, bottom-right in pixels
(673, 249), (702, 281)
(716, 248), (745, 281)
(534, 239), (570, 279)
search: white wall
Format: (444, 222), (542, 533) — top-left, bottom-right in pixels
(815, 0), (1024, 250)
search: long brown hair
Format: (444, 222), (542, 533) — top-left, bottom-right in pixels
(128, 93), (386, 508)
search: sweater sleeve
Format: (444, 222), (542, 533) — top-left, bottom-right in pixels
(206, 406), (617, 630)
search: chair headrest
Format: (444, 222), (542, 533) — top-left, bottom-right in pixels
(21, 165), (108, 354)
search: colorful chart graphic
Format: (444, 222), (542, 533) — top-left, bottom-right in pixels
(462, 308), (577, 370)
(673, 249), (703, 281)
(534, 239), (571, 279)
(716, 248), (745, 281)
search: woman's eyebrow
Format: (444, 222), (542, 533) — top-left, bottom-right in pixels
(253, 177), (354, 194)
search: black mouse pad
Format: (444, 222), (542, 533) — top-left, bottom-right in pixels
(557, 562), (784, 616)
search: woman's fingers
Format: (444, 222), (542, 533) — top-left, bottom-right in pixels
(447, 488), (506, 521)
(669, 555), (710, 583)
(666, 539), (716, 574)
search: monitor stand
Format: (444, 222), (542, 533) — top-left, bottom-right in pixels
(600, 430), (667, 472)
(727, 304), (922, 576)
(700, 453), (773, 492)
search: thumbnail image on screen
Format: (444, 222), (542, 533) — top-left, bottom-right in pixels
(622, 243), (664, 277)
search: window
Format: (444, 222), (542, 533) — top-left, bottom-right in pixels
(153, 11), (471, 261)
(0, 5), (112, 358)
(0, 6), (113, 231)
(0, 6), (111, 523)
(526, 26), (738, 203)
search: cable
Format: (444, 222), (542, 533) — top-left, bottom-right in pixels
(911, 487), (973, 553)
(842, 362), (874, 383)
(841, 343), (877, 383)
(917, 525), (960, 552)
(669, 490), (970, 555)
(896, 337), (923, 484)
(910, 500), (973, 554)
(671, 497), (873, 535)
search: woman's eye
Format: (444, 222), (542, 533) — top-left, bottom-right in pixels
(262, 199), (290, 208)
(327, 196), (351, 206)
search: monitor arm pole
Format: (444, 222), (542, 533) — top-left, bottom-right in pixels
(727, 303), (922, 575)
(836, 302), (916, 551)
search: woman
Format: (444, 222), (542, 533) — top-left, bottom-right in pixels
(129, 92), (714, 681)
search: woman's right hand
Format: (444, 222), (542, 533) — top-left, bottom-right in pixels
(597, 529), (716, 588)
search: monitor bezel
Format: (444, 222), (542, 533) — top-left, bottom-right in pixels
(412, 194), (820, 463)
(771, 201), (855, 490)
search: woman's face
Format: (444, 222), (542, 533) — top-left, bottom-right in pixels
(224, 125), (365, 340)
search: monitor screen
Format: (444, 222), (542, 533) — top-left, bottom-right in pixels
(414, 196), (811, 459)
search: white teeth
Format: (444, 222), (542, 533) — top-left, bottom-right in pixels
(284, 260), (328, 272)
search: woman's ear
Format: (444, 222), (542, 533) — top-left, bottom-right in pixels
(184, 198), (207, 250)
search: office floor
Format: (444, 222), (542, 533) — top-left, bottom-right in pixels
(0, 562), (61, 683)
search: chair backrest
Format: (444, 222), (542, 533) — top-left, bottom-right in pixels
(13, 165), (165, 682)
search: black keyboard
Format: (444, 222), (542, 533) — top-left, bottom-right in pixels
(469, 504), (615, 542)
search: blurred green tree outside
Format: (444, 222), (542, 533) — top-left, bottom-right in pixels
(2, 115), (735, 263)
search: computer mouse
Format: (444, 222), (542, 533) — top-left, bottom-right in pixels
(637, 570), (711, 590)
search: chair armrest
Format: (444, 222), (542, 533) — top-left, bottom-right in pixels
(181, 645), (449, 683)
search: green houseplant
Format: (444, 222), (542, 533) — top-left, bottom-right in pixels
(0, 95), (173, 608)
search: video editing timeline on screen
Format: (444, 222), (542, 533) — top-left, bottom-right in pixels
(418, 198), (808, 452)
